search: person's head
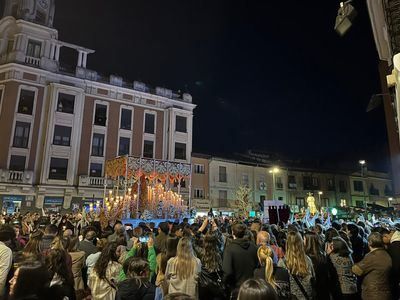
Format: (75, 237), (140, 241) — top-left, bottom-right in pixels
(346, 223), (359, 238)
(85, 230), (96, 241)
(203, 233), (222, 273)
(175, 238), (196, 279)
(9, 261), (49, 299)
(159, 222), (170, 235)
(257, 245), (275, 287)
(232, 223), (247, 239)
(67, 236), (79, 252)
(251, 221), (261, 233)
(285, 231), (309, 277)
(164, 293), (195, 300)
(381, 228), (393, 245)
(237, 278), (278, 300)
(94, 242), (119, 279)
(51, 236), (69, 251)
(113, 223), (125, 235)
(256, 231), (270, 246)
(44, 224), (58, 236)
(46, 248), (72, 286)
(314, 224), (323, 235)
(0, 224), (16, 243)
(325, 227), (339, 243)
(125, 257), (150, 279)
(62, 229), (73, 237)
(331, 236), (352, 257)
(368, 232), (384, 250)
(23, 230), (43, 258)
(304, 231), (323, 262)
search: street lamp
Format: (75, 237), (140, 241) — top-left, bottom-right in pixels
(318, 191), (323, 207)
(334, 1), (358, 36)
(269, 167), (280, 223)
(388, 197), (394, 208)
(359, 160), (367, 216)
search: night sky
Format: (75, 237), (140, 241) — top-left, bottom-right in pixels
(36, 2), (393, 170)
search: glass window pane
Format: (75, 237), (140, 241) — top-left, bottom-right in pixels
(144, 113), (155, 134)
(120, 109), (132, 130)
(17, 90), (35, 115)
(49, 158), (68, 180)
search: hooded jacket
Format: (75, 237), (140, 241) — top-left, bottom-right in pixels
(222, 238), (258, 288)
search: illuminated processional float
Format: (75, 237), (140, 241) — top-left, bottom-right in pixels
(96, 156), (192, 227)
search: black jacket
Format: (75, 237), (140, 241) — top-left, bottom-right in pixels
(116, 279), (155, 300)
(387, 232), (400, 299)
(222, 238), (258, 288)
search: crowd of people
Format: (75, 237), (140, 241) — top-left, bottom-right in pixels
(0, 211), (399, 300)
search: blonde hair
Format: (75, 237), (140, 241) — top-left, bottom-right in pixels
(257, 245), (276, 288)
(285, 231), (309, 277)
(174, 237), (197, 280)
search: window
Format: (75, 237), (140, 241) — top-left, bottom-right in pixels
(176, 116), (187, 133)
(303, 176), (312, 190)
(276, 177), (283, 189)
(356, 200), (364, 208)
(219, 166), (227, 182)
(120, 109), (132, 130)
(260, 195), (266, 202)
(17, 90), (35, 115)
(144, 113), (155, 134)
(94, 104), (107, 126)
(13, 121), (30, 148)
(369, 184), (379, 196)
(385, 184), (393, 196)
(26, 40), (41, 58)
(91, 133), (105, 157)
(174, 142), (186, 160)
(118, 137), (130, 156)
(9, 155), (26, 171)
(339, 180), (347, 193)
(242, 174), (249, 186)
(143, 140), (154, 158)
(353, 180), (364, 192)
(288, 175), (297, 189)
(90, 163), (102, 177)
(194, 188), (204, 198)
(194, 164), (205, 174)
(312, 177), (320, 188)
(219, 190), (228, 207)
(53, 125), (71, 146)
(174, 179), (186, 188)
(57, 93), (75, 114)
(327, 178), (335, 191)
(296, 197), (305, 206)
(49, 158), (68, 180)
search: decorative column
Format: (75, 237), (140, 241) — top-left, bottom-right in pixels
(55, 45), (61, 61)
(82, 52), (88, 68)
(77, 50), (83, 67)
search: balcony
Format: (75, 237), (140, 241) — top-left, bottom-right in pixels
(0, 170), (33, 184)
(79, 175), (110, 187)
(25, 56), (40, 67)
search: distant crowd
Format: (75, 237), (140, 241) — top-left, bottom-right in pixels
(0, 211), (399, 300)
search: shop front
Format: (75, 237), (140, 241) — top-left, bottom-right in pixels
(71, 197), (104, 212)
(1, 195), (24, 214)
(43, 197), (64, 213)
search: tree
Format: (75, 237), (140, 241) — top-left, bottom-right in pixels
(235, 185), (252, 217)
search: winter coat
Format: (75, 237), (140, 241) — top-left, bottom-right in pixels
(116, 279), (155, 300)
(222, 238), (258, 288)
(387, 231), (400, 299)
(70, 251), (85, 291)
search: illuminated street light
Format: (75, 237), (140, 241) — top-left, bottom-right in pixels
(318, 191), (323, 207)
(335, 1), (358, 36)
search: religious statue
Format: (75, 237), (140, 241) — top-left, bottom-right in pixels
(306, 192), (317, 215)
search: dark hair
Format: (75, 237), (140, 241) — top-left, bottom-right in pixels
(332, 237), (352, 257)
(161, 236), (179, 274)
(159, 222), (169, 235)
(164, 293), (195, 300)
(85, 230), (96, 241)
(67, 236), (79, 252)
(325, 228), (339, 243)
(46, 249), (73, 287)
(338, 230), (352, 249)
(11, 261), (49, 300)
(347, 223), (359, 238)
(23, 230), (43, 259)
(304, 231), (325, 264)
(125, 257), (149, 278)
(0, 224), (16, 242)
(94, 242), (119, 279)
(202, 233), (222, 273)
(237, 278), (278, 300)
(368, 232), (384, 248)
(44, 224), (58, 236)
(232, 223), (247, 239)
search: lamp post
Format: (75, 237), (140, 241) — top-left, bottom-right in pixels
(269, 167), (280, 223)
(359, 160), (367, 217)
(318, 191), (323, 208)
(388, 197), (394, 208)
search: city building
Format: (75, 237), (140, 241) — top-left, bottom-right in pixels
(191, 154), (211, 212)
(0, 0), (195, 213)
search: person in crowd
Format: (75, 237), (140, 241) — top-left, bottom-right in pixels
(155, 222), (170, 254)
(40, 224), (58, 256)
(313, 224), (325, 248)
(346, 223), (365, 263)
(67, 237), (85, 297)
(165, 237), (201, 299)
(237, 278), (278, 300)
(278, 231), (315, 300)
(256, 231), (278, 264)
(304, 231), (330, 299)
(326, 236), (357, 299)
(164, 293), (195, 300)
(46, 248), (76, 300)
(352, 232), (392, 300)
(78, 230), (98, 258)
(107, 223), (125, 243)
(0, 225), (14, 298)
(222, 222), (258, 293)
(86, 238), (107, 278)
(116, 257), (155, 300)
(88, 242), (122, 300)
(21, 230), (43, 261)
(157, 236), (180, 299)
(382, 226), (400, 299)
(8, 261), (49, 300)
(254, 244), (290, 299)
(198, 233), (225, 300)
(63, 229), (73, 238)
